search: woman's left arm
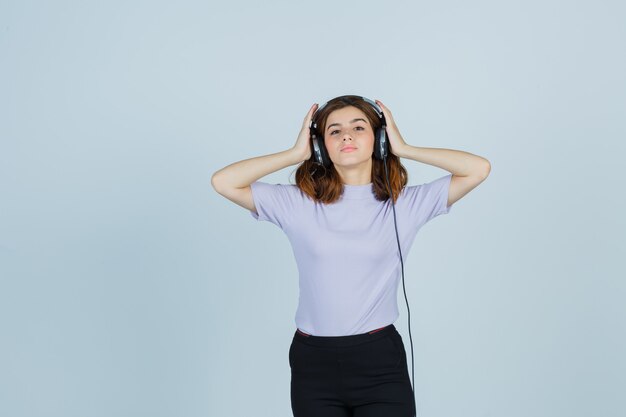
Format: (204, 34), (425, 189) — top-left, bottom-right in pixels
(375, 99), (491, 207)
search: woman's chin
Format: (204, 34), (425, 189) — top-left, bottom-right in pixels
(331, 156), (372, 169)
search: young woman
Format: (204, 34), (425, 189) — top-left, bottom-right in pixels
(212, 95), (490, 417)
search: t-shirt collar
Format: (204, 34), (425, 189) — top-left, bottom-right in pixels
(340, 182), (374, 200)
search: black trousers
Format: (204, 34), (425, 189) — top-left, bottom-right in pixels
(289, 324), (416, 417)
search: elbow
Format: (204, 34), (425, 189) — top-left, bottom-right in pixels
(479, 159), (491, 179)
(211, 171), (225, 195)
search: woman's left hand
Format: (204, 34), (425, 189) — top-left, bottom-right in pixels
(375, 100), (409, 158)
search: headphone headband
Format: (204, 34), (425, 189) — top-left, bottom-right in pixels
(310, 96), (385, 130)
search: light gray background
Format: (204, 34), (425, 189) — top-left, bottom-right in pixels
(1, 1), (624, 416)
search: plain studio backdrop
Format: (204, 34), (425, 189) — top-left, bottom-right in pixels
(1, 1), (625, 416)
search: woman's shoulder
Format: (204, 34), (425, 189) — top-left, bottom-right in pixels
(250, 181), (310, 200)
(251, 181), (301, 191)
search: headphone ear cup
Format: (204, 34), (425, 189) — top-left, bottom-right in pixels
(317, 137), (332, 167)
(311, 136), (322, 164)
(373, 127), (389, 160)
(311, 136), (332, 167)
(310, 111), (332, 167)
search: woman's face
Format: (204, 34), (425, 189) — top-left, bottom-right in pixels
(323, 106), (375, 168)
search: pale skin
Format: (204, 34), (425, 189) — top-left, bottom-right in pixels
(211, 100), (491, 214)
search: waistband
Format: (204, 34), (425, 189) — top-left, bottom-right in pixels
(293, 324), (397, 348)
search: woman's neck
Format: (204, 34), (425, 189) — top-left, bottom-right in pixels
(335, 161), (372, 185)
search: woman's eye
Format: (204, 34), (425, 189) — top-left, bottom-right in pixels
(331, 126), (364, 135)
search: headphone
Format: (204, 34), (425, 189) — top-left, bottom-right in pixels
(309, 96), (418, 417)
(309, 96), (389, 167)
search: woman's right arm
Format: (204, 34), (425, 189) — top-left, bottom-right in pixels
(211, 103), (318, 213)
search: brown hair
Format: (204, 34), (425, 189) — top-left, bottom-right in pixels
(293, 95), (408, 204)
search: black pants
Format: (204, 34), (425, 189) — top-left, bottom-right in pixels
(289, 324), (416, 417)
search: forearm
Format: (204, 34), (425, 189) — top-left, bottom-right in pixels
(396, 144), (490, 177)
(211, 148), (302, 190)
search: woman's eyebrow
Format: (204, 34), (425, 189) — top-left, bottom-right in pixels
(326, 118), (368, 131)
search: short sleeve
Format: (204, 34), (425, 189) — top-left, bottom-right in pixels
(249, 181), (302, 229)
(400, 173), (453, 227)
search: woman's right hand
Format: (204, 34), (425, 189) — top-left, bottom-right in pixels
(212, 102), (319, 211)
(291, 103), (319, 162)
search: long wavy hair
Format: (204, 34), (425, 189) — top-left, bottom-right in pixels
(294, 95), (408, 204)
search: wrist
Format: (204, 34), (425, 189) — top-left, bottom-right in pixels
(287, 147), (308, 165)
(394, 143), (412, 159)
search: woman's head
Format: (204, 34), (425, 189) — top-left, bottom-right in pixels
(322, 105), (376, 174)
(295, 95), (408, 204)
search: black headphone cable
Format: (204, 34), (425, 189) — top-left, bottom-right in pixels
(383, 155), (418, 417)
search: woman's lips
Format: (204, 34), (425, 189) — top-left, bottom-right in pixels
(341, 147), (357, 152)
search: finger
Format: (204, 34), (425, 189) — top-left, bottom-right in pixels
(376, 100), (392, 118)
(375, 99), (386, 113)
(305, 104), (317, 121)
